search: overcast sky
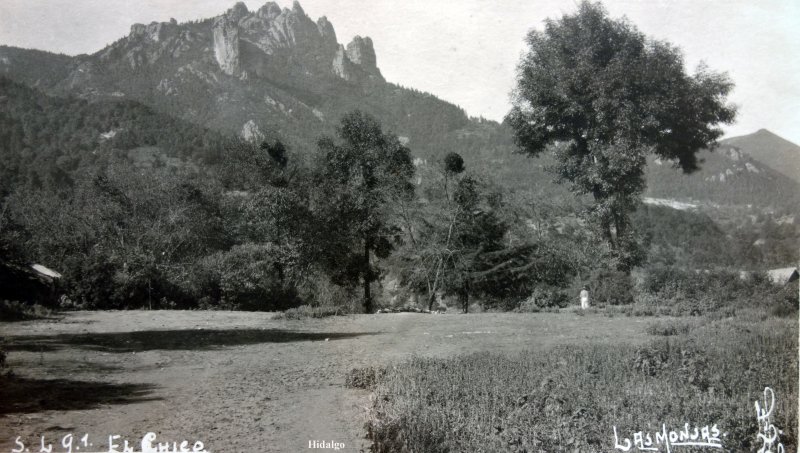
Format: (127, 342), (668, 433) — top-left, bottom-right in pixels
(1, 0), (798, 143)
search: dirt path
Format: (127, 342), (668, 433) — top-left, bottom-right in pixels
(1, 311), (652, 452)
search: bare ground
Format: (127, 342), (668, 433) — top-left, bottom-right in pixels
(0, 310), (653, 452)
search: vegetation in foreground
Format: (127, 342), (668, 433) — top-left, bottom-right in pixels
(366, 313), (798, 452)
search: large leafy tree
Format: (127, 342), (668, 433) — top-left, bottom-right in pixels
(401, 156), (575, 313)
(506, 1), (736, 270)
(313, 111), (415, 313)
(216, 139), (314, 309)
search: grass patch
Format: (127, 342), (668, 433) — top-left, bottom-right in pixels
(366, 316), (797, 452)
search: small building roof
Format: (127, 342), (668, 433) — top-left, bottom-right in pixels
(767, 267), (799, 285)
(30, 264), (62, 279)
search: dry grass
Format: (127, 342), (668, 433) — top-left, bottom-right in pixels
(366, 313), (798, 452)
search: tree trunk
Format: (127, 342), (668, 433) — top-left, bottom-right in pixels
(429, 211), (457, 311)
(363, 239), (373, 314)
(427, 258), (442, 311)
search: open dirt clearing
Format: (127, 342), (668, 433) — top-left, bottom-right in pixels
(1, 311), (653, 452)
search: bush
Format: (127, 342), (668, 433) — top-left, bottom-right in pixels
(273, 305), (344, 320)
(196, 243), (303, 311)
(590, 270), (634, 306)
(641, 266), (793, 315)
(345, 366), (386, 390)
(296, 274), (361, 313)
(767, 280), (799, 318)
(0, 300), (56, 321)
(646, 320), (694, 336)
(522, 286), (569, 310)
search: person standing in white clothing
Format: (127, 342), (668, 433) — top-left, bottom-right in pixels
(580, 286), (590, 309)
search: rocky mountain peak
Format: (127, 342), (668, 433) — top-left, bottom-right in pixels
(129, 20), (179, 42)
(257, 2), (282, 19)
(316, 17), (336, 43)
(346, 35), (379, 76)
(208, 1), (382, 82)
(228, 2), (250, 20)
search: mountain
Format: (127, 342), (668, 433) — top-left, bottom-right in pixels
(721, 129), (800, 183)
(643, 143), (800, 212)
(0, 1), (470, 159)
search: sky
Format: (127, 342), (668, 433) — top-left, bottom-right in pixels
(1, 0), (799, 144)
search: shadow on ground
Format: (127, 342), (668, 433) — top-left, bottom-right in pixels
(4, 329), (379, 353)
(0, 376), (159, 414)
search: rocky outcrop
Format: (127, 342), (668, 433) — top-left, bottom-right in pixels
(213, 8), (242, 76)
(114, 2), (386, 83)
(332, 45), (355, 81)
(346, 36), (380, 77)
(257, 2), (282, 20)
(207, 1), (381, 82)
(241, 120), (265, 143)
(240, 1), (324, 53)
(129, 19), (178, 42)
(316, 17), (338, 54)
(228, 2), (250, 21)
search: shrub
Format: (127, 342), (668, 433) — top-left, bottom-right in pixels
(767, 280), (798, 318)
(297, 274), (361, 313)
(0, 300), (56, 321)
(345, 366), (386, 390)
(644, 267), (767, 300)
(273, 305), (344, 320)
(589, 270), (634, 306)
(196, 243), (303, 311)
(524, 286), (569, 309)
(646, 320), (694, 336)
(639, 267), (788, 316)
(632, 342), (670, 376)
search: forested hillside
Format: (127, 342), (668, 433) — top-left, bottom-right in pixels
(0, 76), (229, 195)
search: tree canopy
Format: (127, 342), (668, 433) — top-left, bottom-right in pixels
(312, 110), (415, 313)
(506, 1), (736, 270)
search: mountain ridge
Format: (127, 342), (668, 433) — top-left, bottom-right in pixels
(0, 1), (470, 159)
(721, 129), (800, 183)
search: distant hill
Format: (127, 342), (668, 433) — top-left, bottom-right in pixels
(722, 129), (800, 183)
(643, 143), (800, 212)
